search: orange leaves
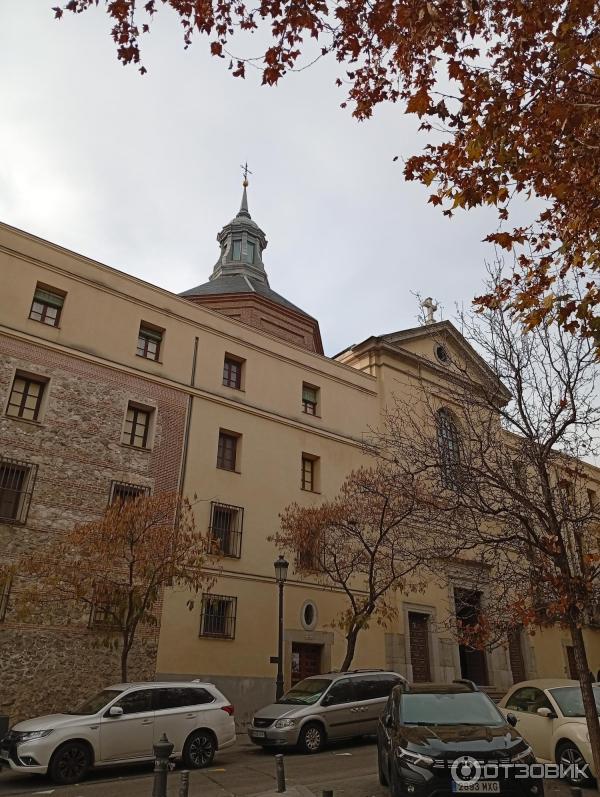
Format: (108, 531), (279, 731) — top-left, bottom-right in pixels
(406, 87), (430, 117)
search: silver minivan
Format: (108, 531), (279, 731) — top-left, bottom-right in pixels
(248, 670), (406, 753)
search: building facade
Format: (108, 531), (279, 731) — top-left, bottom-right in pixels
(1, 186), (600, 724)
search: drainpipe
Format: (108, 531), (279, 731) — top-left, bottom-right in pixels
(178, 336), (199, 500)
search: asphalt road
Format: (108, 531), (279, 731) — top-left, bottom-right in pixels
(0, 738), (595, 797)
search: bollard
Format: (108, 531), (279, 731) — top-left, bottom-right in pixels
(178, 769), (190, 797)
(152, 733), (174, 797)
(275, 753), (286, 793)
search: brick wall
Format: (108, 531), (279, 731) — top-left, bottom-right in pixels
(0, 334), (187, 722)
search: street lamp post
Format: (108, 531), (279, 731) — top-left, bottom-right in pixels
(274, 554), (289, 700)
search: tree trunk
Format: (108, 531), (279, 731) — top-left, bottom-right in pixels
(340, 626), (360, 671)
(570, 623), (600, 779)
(121, 637), (130, 682)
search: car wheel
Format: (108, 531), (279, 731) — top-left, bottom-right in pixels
(298, 722), (325, 754)
(377, 744), (389, 786)
(183, 730), (216, 769)
(556, 741), (591, 785)
(48, 742), (92, 785)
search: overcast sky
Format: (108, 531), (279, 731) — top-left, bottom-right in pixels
(3, 1), (517, 356)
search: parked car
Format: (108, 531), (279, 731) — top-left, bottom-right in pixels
(0, 681), (236, 785)
(498, 678), (598, 784)
(248, 669), (406, 754)
(377, 680), (540, 797)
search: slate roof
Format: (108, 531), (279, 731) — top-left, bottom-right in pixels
(179, 274), (317, 320)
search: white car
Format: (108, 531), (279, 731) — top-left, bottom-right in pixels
(0, 681), (236, 785)
(498, 678), (598, 784)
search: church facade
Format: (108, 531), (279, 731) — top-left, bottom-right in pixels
(1, 185), (599, 724)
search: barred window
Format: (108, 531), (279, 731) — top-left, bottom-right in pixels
(217, 431), (238, 471)
(88, 585), (126, 629)
(122, 404), (152, 448)
(0, 458), (38, 524)
(302, 384), (318, 415)
(297, 537), (322, 571)
(29, 284), (66, 327)
(436, 408), (460, 489)
(199, 594), (237, 639)
(110, 481), (150, 505)
(223, 357), (243, 389)
(6, 374), (46, 422)
(209, 502), (243, 558)
(0, 574), (12, 621)
(301, 455), (318, 492)
(137, 324), (163, 361)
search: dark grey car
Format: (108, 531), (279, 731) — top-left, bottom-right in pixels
(248, 670), (407, 753)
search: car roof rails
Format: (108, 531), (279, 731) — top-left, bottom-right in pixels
(347, 668), (385, 674)
(453, 679), (479, 691)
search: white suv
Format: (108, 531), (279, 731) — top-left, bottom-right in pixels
(0, 681), (236, 785)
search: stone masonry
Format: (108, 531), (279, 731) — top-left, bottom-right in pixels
(0, 334), (187, 722)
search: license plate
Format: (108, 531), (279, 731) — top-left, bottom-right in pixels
(453, 782), (500, 793)
(252, 730), (266, 738)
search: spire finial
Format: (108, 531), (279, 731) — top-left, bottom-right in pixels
(238, 162), (253, 217)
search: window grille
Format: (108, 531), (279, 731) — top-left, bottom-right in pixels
(217, 432), (238, 471)
(199, 594), (237, 639)
(209, 502), (243, 558)
(137, 324), (163, 361)
(88, 585), (126, 629)
(29, 285), (65, 327)
(6, 375), (46, 421)
(122, 404), (152, 448)
(109, 481), (151, 505)
(0, 574), (12, 621)
(0, 458), (38, 524)
(436, 408), (461, 489)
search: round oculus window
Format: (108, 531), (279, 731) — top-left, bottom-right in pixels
(301, 600), (318, 630)
(435, 344), (450, 364)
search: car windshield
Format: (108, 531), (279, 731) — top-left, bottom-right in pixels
(64, 689), (124, 715)
(278, 678), (332, 705)
(400, 692), (506, 726)
(549, 687), (600, 718)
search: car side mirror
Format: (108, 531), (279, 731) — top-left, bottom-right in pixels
(108, 705), (124, 717)
(536, 707), (556, 719)
(384, 714), (394, 729)
(321, 695), (334, 707)
(506, 713), (518, 727)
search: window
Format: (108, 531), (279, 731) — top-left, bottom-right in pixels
(301, 455), (318, 492)
(0, 458), (37, 524)
(209, 501), (243, 558)
(156, 687), (214, 710)
(0, 574), (12, 621)
(137, 323), (163, 361)
(122, 404), (152, 448)
(223, 356), (243, 389)
(88, 584), (126, 629)
(588, 489), (598, 512)
(232, 239), (242, 260)
(505, 686), (553, 714)
(246, 240), (255, 264)
(436, 408), (460, 489)
(29, 284), (65, 327)
(113, 689), (155, 714)
(217, 431), (239, 471)
(302, 384), (318, 415)
(324, 679), (355, 705)
(6, 374), (46, 422)
(109, 481), (150, 505)
(199, 594), (237, 639)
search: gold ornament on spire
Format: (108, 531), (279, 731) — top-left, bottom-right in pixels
(240, 161), (252, 188)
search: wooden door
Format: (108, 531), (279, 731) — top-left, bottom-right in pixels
(291, 643), (322, 685)
(408, 612), (431, 682)
(508, 629), (526, 684)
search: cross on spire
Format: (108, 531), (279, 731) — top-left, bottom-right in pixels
(421, 296), (438, 324)
(240, 161), (253, 187)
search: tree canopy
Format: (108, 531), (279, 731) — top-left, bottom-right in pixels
(53, 1), (600, 348)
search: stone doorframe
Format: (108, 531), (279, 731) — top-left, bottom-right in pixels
(402, 602), (441, 682)
(283, 628), (334, 692)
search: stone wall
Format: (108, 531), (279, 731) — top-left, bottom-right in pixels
(0, 333), (187, 724)
(0, 627), (157, 723)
